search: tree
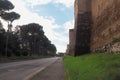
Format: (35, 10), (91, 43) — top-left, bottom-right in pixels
(1, 12), (20, 57)
(46, 43), (57, 56)
(19, 23), (57, 56)
(49, 44), (57, 55)
(0, 25), (6, 56)
(0, 0), (14, 16)
(1, 12), (20, 31)
(0, 0), (14, 31)
(7, 32), (21, 56)
(20, 23), (44, 56)
(0, 0), (14, 11)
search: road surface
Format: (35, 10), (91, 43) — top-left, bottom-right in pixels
(30, 57), (65, 80)
(0, 57), (59, 80)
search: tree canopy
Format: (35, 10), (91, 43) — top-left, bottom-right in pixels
(19, 23), (56, 56)
(1, 12), (20, 23)
(0, 0), (14, 15)
(0, 0), (57, 57)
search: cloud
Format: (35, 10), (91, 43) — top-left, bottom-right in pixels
(25, 0), (52, 6)
(54, 0), (74, 8)
(52, 20), (74, 52)
(0, 18), (8, 30)
(25, 0), (74, 8)
(6, 0), (74, 52)
(63, 20), (74, 34)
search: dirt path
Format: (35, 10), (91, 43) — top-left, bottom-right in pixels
(30, 57), (65, 80)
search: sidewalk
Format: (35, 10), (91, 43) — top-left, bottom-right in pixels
(30, 57), (65, 80)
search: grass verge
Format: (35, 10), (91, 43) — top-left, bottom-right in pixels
(63, 53), (120, 80)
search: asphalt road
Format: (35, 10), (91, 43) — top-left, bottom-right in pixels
(30, 57), (65, 80)
(0, 57), (59, 80)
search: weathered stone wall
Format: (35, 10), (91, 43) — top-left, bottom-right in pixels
(68, 29), (75, 56)
(73, 0), (92, 56)
(69, 29), (75, 46)
(70, 0), (120, 56)
(91, 0), (120, 52)
(69, 0), (120, 56)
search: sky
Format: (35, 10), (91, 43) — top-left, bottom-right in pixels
(1, 0), (75, 53)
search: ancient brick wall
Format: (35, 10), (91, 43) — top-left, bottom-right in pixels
(69, 0), (120, 56)
(68, 29), (75, 56)
(73, 0), (92, 56)
(91, 0), (120, 52)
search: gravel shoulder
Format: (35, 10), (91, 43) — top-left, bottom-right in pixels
(30, 57), (65, 80)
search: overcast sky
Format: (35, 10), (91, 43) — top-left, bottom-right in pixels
(1, 0), (75, 52)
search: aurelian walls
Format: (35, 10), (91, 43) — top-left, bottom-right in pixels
(91, 0), (120, 52)
(67, 0), (120, 56)
(68, 29), (75, 56)
(73, 0), (92, 56)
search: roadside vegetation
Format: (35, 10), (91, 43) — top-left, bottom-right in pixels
(0, 0), (56, 61)
(63, 53), (120, 80)
(0, 55), (53, 63)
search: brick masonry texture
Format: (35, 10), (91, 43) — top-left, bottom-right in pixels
(67, 0), (120, 56)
